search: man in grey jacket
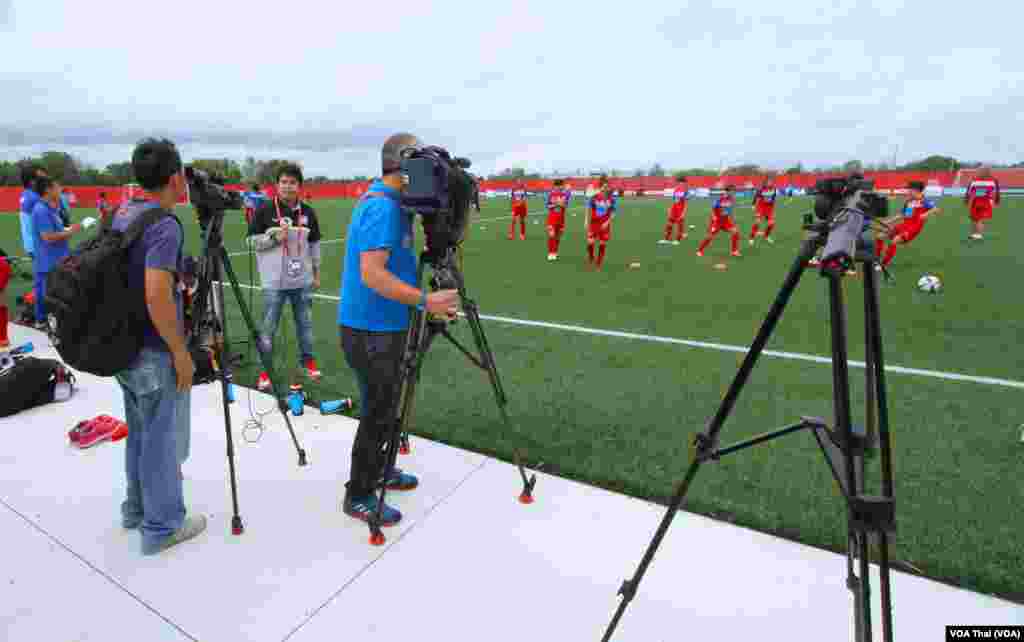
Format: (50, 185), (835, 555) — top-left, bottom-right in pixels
(246, 163), (323, 390)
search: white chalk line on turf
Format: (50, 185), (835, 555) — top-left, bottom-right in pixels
(224, 204), (581, 256)
(214, 282), (1024, 391)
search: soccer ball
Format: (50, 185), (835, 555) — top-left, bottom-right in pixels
(916, 274), (942, 293)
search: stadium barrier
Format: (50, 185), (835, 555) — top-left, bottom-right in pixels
(3, 169), (1022, 213)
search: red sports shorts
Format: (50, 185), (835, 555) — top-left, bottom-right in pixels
(588, 218), (611, 242)
(755, 203), (775, 221)
(891, 219), (924, 243)
(668, 203), (687, 223)
(970, 201), (993, 222)
(547, 210), (566, 232)
(708, 214), (737, 234)
(512, 202), (528, 218)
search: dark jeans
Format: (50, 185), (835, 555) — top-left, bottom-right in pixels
(340, 326), (406, 498)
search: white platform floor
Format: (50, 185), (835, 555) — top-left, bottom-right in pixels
(1, 323), (1020, 642)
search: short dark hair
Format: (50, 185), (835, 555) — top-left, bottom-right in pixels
(251, 183), (260, 191)
(99, 191), (107, 197)
(131, 138), (182, 191)
(726, 184), (736, 191)
(20, 164), (43, 189)
(276, 163), (303, 185)
(908, 181), (925, 191)
(34, 176), (54, 196)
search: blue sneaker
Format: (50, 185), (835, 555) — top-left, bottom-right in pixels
(384, 468), (419, 491)
(343, 493), (402, 527)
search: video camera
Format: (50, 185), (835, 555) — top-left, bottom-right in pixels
(807, 175), (890, 266)
(812, 175), (888, 222)
(399, 145), (477, 264)
(184, 166), (243, 229)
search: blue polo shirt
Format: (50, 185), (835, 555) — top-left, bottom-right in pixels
(31, 199), (70, 274)
(19, 189), (39, 255)
(338, 180), (417, 331)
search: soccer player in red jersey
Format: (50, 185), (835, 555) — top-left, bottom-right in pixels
(546, 179), (571, 261)
(0, 251), (10, 349)
(660, 176), (689, 244)
(749, 175), (779, 245)
(965, 167), (1000, 240)
(508, 180), (529, 240)
(586, 183), (616, 269)
(875, 181), (940, 268)
(96, 191), (112, 223)
(697, 185), (741, 257)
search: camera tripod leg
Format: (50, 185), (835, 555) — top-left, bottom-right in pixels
(602, 250), (812, 642)
(215, 248), (308, 467)
(460, 301), (536, 503)
(367, 305), (433, 545)
(864, 261), (896, 642)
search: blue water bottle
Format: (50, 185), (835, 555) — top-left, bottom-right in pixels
(320, 398), (354, 415)
(287, 390), (305, 416)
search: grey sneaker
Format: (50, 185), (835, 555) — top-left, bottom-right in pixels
(142, 515), (207, 556)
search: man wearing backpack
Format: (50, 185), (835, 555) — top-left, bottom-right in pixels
(111, 138), (205, 555)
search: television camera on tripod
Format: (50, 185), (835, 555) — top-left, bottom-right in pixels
(357, 143), (539, 545)
(602, 175), (898, 642)
(182, 166), (309, 536)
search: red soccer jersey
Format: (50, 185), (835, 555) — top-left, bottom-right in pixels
(713, 194), (736, 217)
(511, 188), (528, 205)
(589, 193), (615, 222)
(966, 179), (1000, 205)
(754, 186), (778, 207)
(672, 186), (689, 205)
(902, 197), (936, 225)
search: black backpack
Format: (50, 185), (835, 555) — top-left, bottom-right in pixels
(0, 357), (76, 417)
(44, 205), (182, 377)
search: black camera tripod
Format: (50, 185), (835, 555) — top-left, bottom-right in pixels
(366, 246), (538, 545)
(602, 221), (896, 642)
(189, 209), (309, 536)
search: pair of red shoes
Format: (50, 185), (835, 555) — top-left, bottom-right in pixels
(69, 415), (128, 449)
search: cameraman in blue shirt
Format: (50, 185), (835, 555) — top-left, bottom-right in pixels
(338, 133), (459, 527)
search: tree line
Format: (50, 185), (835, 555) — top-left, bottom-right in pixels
(3, 151), (1021, 187)
(0, 153), (341, 187)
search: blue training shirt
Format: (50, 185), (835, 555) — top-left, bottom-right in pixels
(19, 189), (39, 255)
(338, 180), (417, 332)
(31, 200), (69, 274)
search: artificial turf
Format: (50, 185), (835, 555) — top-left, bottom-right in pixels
(3, 192), (1021, 602)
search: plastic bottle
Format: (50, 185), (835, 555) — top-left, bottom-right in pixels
(320, 398), (355, 415)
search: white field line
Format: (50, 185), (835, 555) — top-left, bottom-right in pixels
(225, 204), (583, 256)
(214, 282), (1024, 390)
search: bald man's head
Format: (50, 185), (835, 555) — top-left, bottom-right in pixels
(382, 133), (422, 175)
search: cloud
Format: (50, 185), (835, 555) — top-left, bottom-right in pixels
(1, 0), (1022, 176)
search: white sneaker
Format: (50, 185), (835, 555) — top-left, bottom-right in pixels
(547, 254), (557, 261)
(874, 264), (882, 272)
(749, 239), (755, 246)
(657, 239), (670, 244)
(766, 237), (774, 244)
(671, 240), (680, 246)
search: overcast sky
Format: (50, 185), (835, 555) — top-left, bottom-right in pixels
(1, 0), (1022, 177)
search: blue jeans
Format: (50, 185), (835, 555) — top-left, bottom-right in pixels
(115, 347), (191, 553)
(260, 287), (315, 365)
(33, 272), (47, 323)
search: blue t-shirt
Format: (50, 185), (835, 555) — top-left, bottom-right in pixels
(19, 189), (39, 255)
(111, 200), (185, 350)
(338, 181), (417, 332)
(31, 200), (69, 274)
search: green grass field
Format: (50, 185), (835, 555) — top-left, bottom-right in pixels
(3, 194), (1022, 602)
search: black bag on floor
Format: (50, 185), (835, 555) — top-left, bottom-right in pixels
(0, 357), (76, 418)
